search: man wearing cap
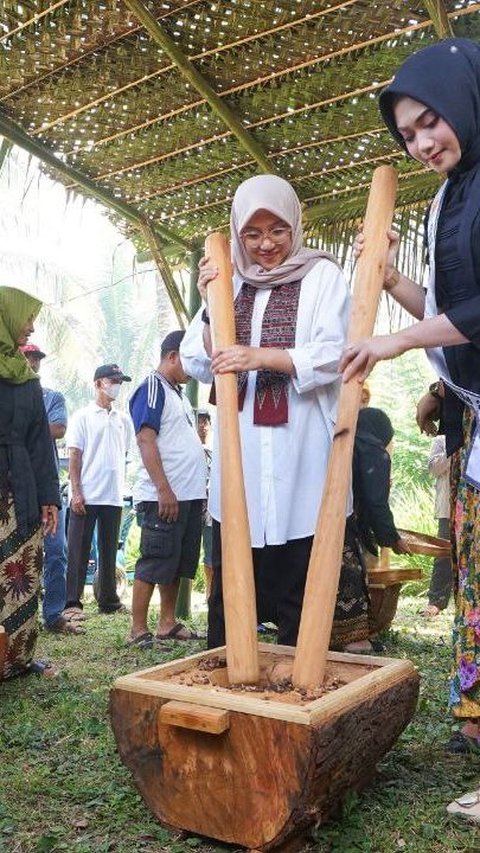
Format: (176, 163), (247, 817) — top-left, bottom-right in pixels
(20, 344), (81, 634)
(65, 364), (134, 617)
(126, 331), (206, 647)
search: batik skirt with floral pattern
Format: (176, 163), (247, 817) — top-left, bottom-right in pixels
(449, 410), (480, 718)
(0, 491), (42, 679)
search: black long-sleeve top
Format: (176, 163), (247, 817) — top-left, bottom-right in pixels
(430, 164), (480, 455)
(352, 429), (399, 554)
(0, 378), (60, 536)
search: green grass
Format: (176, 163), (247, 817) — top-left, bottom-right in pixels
(1, 598), (479, 853)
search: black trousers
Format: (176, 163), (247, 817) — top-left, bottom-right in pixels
(66, 504), (122, 613)
(427, 517), (452, 609)
(207, 520), (313, 648)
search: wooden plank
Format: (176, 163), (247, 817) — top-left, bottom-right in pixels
(367, 569), (423, 585)
(308, 659), (418, 725)
(159, 700), (230, 734)
(112, 679), (311, 724)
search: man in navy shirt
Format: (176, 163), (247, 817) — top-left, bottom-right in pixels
(127, 330), (206, 648)
(21, 344), (84, 635)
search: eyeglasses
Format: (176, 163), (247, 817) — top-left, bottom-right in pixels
(240, 225), (292, 247)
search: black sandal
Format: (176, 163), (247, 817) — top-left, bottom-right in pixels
(125, 632), (154, 649)
(447, 731), (480, 754)
(27, 659), (58, 677)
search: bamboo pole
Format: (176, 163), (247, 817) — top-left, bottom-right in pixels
(176, 247), (202, 622)
(140, 223), (189, 326)
(205, 232), (259, 685)
(423, 0), (454, 38)
(292, 165), (398, 690)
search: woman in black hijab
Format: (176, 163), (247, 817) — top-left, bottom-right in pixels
(353, 407), (402, 557)
(341, 38), (480, 769)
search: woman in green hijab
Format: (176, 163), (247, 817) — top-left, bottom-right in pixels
(0, 286), (60, 679)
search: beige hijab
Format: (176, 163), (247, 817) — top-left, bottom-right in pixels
(230, 174), (340, 288)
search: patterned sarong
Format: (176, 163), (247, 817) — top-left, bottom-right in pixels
(0, 491), (42, 679)
(449, 410), (480, 718)
(330, 521), (370, 649)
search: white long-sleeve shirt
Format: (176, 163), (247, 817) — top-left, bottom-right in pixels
(180, 259), (350, 547)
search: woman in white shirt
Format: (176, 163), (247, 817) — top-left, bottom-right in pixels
(181, 174), (353, 648)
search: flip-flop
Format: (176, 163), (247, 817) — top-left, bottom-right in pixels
(27, 659), (58, 677)
(125, 632), (154, 649)
(447, 789), (480, 824)
(155, 623), (203, 641)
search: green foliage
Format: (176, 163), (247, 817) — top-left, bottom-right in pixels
(364, 344), (444, 596)
(0, 147), (178, 416)
(123, 515), (141, 574)
(193, 562), (207, 594)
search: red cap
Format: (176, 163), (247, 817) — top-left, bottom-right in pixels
(20, 343), (46, 359)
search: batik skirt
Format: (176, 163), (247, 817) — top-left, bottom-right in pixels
(330, 519), (370, 650)
(449, 410), (480, 718)
(0, 491), (42, 680)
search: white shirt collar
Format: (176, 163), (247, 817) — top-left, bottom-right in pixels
(89, 400), (116, 414)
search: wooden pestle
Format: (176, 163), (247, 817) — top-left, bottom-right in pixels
(292, 165), (398, 690)
(205, 232), (260, 685)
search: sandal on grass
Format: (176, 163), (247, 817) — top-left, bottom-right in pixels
(46, 617), (86, 636)
(447, 731), (480, 754)
(62, 607), (87, 622)
(125, 632), (154, 649)
(447, 789), (480, 824)
(155, 622), (203, 641)
(27, 659), (58, 677)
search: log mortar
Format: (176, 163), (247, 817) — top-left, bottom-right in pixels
(110, 644), (419, 851)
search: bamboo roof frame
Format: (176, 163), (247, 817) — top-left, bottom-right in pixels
(0, 0), (478, 316)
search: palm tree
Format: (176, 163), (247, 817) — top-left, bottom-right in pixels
(0, 143), (178, 409)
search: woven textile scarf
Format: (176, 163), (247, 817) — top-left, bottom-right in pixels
(234, 279), (301, 425)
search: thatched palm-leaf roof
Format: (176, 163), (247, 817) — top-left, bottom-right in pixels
(0, 0), (479, 318)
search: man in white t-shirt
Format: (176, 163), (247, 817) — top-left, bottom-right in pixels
(126, 331), (206, 648)
(65, 364), (133, 617)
